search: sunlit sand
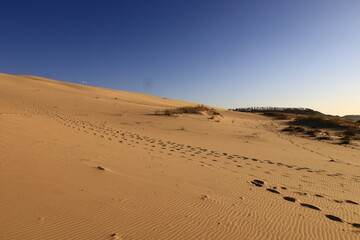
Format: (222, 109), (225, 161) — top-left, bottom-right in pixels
(0, 73), (359, 239)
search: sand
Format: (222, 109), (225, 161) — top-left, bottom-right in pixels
(0, 73), (359, 240)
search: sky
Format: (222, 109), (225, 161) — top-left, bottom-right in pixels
(1, 0), (359, 115)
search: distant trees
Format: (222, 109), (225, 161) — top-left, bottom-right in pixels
(230, 107), (320, 115)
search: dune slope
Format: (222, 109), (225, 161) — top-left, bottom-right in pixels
(0, 73), (359, 240)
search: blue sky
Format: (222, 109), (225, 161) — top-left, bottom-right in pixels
(1, 0), (359, 115)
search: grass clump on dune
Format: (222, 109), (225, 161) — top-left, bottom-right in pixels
(281, 126), (306, 133)
(288, 115), (359, 144)
(293, 115), (356, 129)
(262, 112), (293, 120)
(235, 107), (360, 144)
(156, 105), (222, 117)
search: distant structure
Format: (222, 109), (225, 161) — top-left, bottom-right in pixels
(81, 81), (88, 85)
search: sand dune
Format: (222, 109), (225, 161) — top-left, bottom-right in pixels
(0, 73), (359, 239)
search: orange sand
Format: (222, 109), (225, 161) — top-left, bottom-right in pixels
(0, 73), (359, 239)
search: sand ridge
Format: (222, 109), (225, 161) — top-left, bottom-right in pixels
(0, 73), (359, 239)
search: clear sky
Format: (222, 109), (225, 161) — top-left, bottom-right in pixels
(1, 0), (359, 115)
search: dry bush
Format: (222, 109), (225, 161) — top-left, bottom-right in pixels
(305, 129), (322, 137)
(256, 109), (359, 143)
(340, 136), (351, 144)
(317, 131), (331, 140)
(345, 127), (357, 137)
(281, 126), (305, 133)
(338, 127), (360, 144)
(156, 105), (222, 117)
(294, 115), (355, 129)
(262, 112), (293, 120)
(317, 136), (332, 140)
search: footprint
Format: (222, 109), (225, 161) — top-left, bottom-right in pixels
(251, 180), (264, 187)
(300, 203), (321, 211)
(283, 197), (296, 202)
(294, 192), (307, 196)
(325, 215), (343, 222)
(352, 223), (360, 228)
(266, 188), (280, 194)
(345, 200), (359, 205)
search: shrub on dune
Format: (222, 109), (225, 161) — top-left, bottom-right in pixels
(156, 105), (222, 117)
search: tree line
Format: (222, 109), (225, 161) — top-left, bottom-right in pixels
(230, 107), (321, 115)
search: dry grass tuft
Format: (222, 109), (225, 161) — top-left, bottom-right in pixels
(305, 129), (322, 137)
(262, 112), (293, 120)
(156, 105), (222, 117)
(282, 126), (306, 133)
(233, 107), (359, 144)
(260, 112), (359, 144)
(340, 136), (352, 144)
